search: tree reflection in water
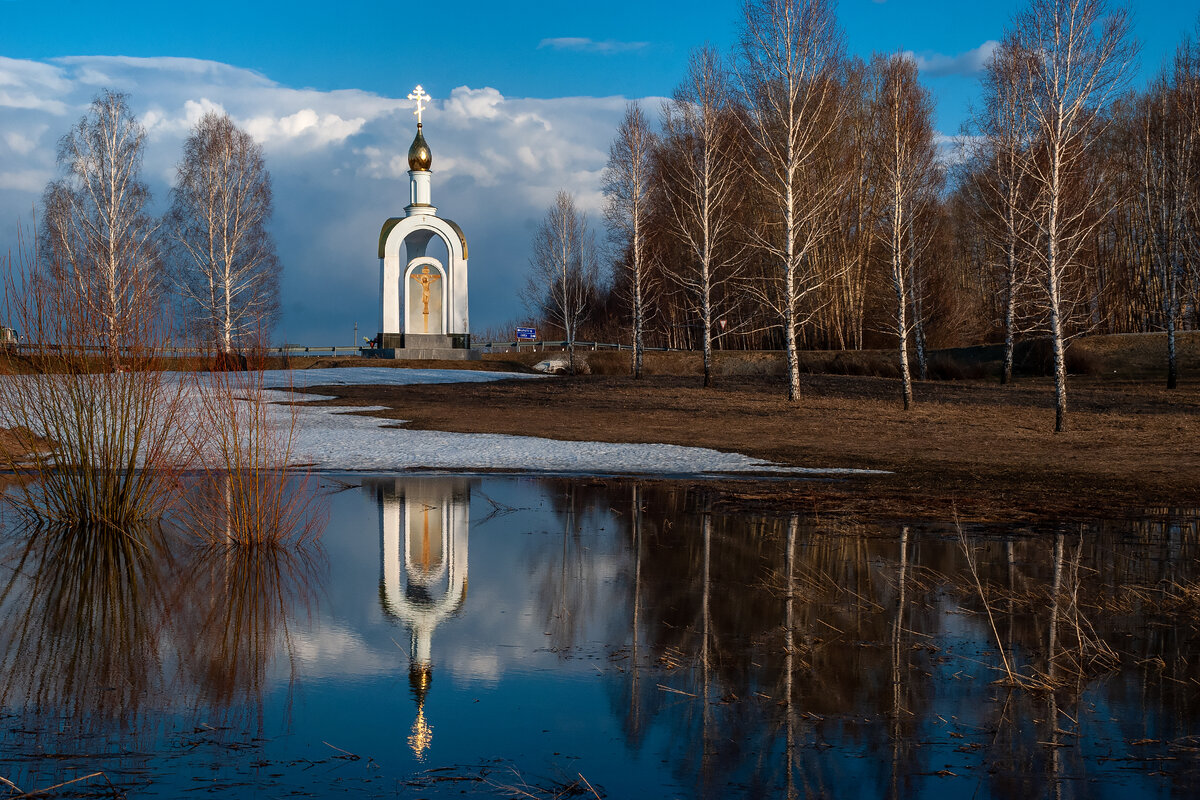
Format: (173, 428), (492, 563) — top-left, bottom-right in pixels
(567, 481), (1200, 799)
(0, 523), (178, 732)
(0, 472), (326, 755)
(0, 477), (1195, 797)
(171, 539), (324, 730)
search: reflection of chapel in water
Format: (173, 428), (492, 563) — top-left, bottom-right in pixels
(367, 476), (473, 758)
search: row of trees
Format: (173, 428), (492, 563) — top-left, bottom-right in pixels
(525, 0), (1196, 432)
(38, 90), (280, 356)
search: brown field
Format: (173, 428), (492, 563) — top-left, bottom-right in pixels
(2, 333), (1195, 522)
(284, 333), (1200, 522)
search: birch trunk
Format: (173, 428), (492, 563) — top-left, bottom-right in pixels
(1009, 0), (1134, 432)
(661, 46), (743, 390)
(738, 0), (845, 403)
(603, 104), (655, 380)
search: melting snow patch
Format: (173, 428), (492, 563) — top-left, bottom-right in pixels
(254, 368), (886, 476)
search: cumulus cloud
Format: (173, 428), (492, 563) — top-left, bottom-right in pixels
(537, 37), (649, 54)
(0, 169), (50, 193)
(905, 40), (998, 77)
(0, 57), (73, 114)
(0, 56), (643, 343)
(243, 107), (366, 147)
(443, 86), (505, 122)
(4, 130), (40, 155)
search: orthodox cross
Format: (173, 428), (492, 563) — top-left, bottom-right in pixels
(408, 85), (431, 125)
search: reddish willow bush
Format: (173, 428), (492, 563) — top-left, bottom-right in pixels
(0, 236), (187, 530)
(0, 237), (324, 546)
(179, 362), (325, 547)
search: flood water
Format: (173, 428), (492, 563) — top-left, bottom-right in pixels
(0, 474), (1197, 798)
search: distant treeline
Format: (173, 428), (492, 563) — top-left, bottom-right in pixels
(518, 0), (1198, 423)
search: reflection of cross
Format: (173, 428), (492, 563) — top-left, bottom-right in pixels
(408, 85), (431, 125)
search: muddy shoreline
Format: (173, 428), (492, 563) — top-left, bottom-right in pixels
(282, 371), (1200, 523)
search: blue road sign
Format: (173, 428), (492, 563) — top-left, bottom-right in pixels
(516, 327), (537, 340)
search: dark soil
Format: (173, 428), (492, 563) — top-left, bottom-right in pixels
(284, 370), (1200, 523)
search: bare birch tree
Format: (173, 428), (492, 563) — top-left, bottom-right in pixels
(603, 104), (657, 379)
(167, 112), (280, 355)
(1184, 36), (1200, 330)
(1135, 44), (1198, 389)
(827, 57), (882, 352)
(40, 90), (160, 355)
(738, 0), (846, 401)
(868, 53), (940, 409)
(969, 39), (1039, 385)
(660, 46), (745, 388)
(906, 175), (945, 380)
(522, 191), (599, 374)
(1010, 0), (1136, 431)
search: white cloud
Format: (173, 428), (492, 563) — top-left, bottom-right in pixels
(0, 169), (50, 192)
(0, 57), (72, 115)
(243, 107), (366, 147)
(4, 129), (40, 155)
(537, 37), (649, 54)
(53, 55), (276, 88)
(72, 66), (115, 87)
(905, 41), (999, 78)
(0, 57), (71, 92)
(934, 133), (974, 166)
(443, 86), (504, 122)
(0, 56), (640, 343)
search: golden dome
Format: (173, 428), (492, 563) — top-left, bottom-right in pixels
(408, 123), (432, 171)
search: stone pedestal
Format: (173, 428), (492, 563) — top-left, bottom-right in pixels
(369, 333), (480, 361)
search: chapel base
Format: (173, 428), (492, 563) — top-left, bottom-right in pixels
(368, 332), (481, 361)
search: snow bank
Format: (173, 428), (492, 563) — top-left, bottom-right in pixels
(0, 367), (885, 476)
(254, 367), (885, 477)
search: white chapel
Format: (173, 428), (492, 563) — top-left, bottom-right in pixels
(375, 86), (478, 359)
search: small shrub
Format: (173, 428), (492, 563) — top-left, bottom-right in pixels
(181, 366), (324, 547)
(0, 238), (187, 530)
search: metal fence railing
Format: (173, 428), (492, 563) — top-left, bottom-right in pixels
(7, 344), (366, 357)
(479, 341), (679, 353)
(6, 341), (684, 357)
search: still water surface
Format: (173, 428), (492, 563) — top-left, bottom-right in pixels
(0, 474), (1196, 798)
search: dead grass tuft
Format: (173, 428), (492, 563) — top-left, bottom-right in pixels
(180, 364), (324, 547)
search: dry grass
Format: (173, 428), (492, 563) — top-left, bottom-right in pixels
(0, 237), (320, 542)
(179, 365), (324, 547)
(957, 532), (1122, 693)
(483, 331), (1200, 381)
(0, 237), (188, 530)
(281, 369), (1200, 520)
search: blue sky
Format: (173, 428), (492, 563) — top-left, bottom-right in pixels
(6, 1), (1195, 130)
(1, 0), (1198, 342)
